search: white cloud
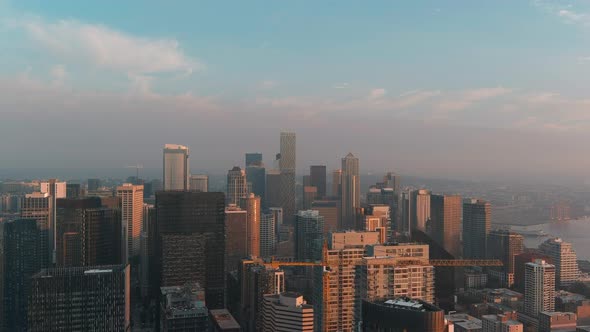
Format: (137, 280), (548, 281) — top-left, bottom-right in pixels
(368, 88), (386, 100)
(533, 1), (590, 26)
(333, 83), (349, 89)
(436, 87), (512, 112)
(18, 18), (201, 75)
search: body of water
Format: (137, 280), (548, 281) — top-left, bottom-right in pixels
(501, 219), (590, 261)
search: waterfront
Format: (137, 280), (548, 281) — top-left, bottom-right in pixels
(499, 219), (590, 260)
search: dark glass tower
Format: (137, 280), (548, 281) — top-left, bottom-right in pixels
(1, 219), (42, 331)
(154, 191), (226, 309)
(245, 153), (263, 167)
(309, 165), (327, 199)
(463, 199), (491, 259)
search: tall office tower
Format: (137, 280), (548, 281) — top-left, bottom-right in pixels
(414, 189), (431, 232)
(487, 230), (524, 287)
(0, 219), (41, 331)
(189, 174), (209, 192)
(163, 144), (189, 191)
(310, 165), (327, 199)
(227, 166), (248, 205)
(154, 191), (225, 309)
(314, 231), (380, 332)
(359, 244), (435, 306)
(246, 164), (266, 204)
(539, 237), (579, 288)
(341, 153), (360, 230)
(383, 172), (401, 193)
(279, 132), (296, 172)
(66, 183), (81, 198)
(140, 203), (155, 299)
(268, 207), (284, 242)
(278, 132), (296, 224)
(481, 312), (523, 332)
(362, 299), (445, 332)
(294, 210), (325, 261)
(311, 199), (340, 235)
(40, 179), (66, 264)
(87, 178), (101, 191)
(56, 197), (121, 267)
(397, 190), (412, 236)
(302, 186), (318, 210)
(240, 194), (261, 258)
(331, 169), (342, 198)
(225, 205), (248, 272)
(28, 264), (130, 332)
(430, 194), (462, 257)
(21, 192), (52, 268)
(513, 250), (553, 292)
(262, 292), (314, 332)
(463, 199), (491, 259)
(524, 259), (555, 318)
(245, 153), (263, 167)
(260, 211), (276, 258)
(160, 283), (209, 331)
(239, 260), (285, 332)
(116, 184), (144, 263)
(265, 170), (295, 225)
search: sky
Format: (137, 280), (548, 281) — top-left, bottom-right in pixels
(1, 0), (590, 183)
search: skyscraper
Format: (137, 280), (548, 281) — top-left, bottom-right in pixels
(430, 194), (462, 257)
(189, 174), (209, 192)
(260, 211), (276, 258)
(160, 283), (209, 331)
(415, 189), (431, 232)
(524, 259), (555, 318)
(311, 199), (340, 235)
(302, 186), (317, 210)
(265, 169), (295, 225)
(240, 194), (261, 258)
(245, 153), (263, 167)
(154, 191), (226, 309)
(227, 166), (248, 205)
(279, 132), (296, 172)
(246, 164), (266, 204)
(463, 199), (491, 259)
(116, 183), (144, 263)
(539, 238), (579, 288)
(28, 264), (130, 332)
(279, 132), (296, 224)
(341, 153), (360, 230)
(383, 172), (401, 193)
(21, 192), (52, 268)
(225, 205), (248, 272)
(163, 144), (189, 191)
(262, 292), (314, 332)
(487, 230), (524, 287)
(87, 178), (101, 191)
(331, 169), (342, 198)
(0, 219), (42, 331)
(294, 210), (325, 261)
(310, 165), (327, 199)
(40, 179), (66, 264)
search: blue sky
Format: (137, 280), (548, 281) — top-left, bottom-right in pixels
(1, 0), (590, 181)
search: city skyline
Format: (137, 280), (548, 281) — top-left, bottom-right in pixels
(1, 1), (590, 183)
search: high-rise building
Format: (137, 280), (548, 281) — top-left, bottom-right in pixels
(361, 298), (445, 332)
(116, 184), (144, 263)
(189, 174), (209, 192)
(294, 210), (324, 261)
(163, 144), (189, 191)
(268, 207), (283, 243)
(524, 259), (555, 318)
(539, 237), (579, 288)
(383, 172), (401, 193)
(279, 132), (296, 224)
(246, 164), (265, 204)
(21, 192), (52, 268)
(260, 211), (276, 258)
(265, 170), (295, 225)
(315, 231), (380, 332)
(262, 292), (314, 332)
(55, 197), (121, 267)
(227, 166), (248, 206)
(331, 169), (342, 198)
(481, 312), (523, 332)
(66, 183), (81, 198)
(414, 189), (431, 232)
(302, 186), (317, 210)
(245, 153), (263, 167)
(210, 309), (241, 332)
(160, 283), (209, 331)
(239, 260), (285, 332)
(538, 311), (577, 332)
(310, 165), (327, 199)
(225, 205), (248, 272)
(40, 179), (66, 264)
(513, 250), (553, 292)
(311, 199), (340, 235)
(487, 230), (524, 287)
(87, 178), (101, 191)
(28, 264), (130, 332)
(341, 153), (360, 230)
(279, 132), (296, 172)
(0, 219), (42, 331)
(154, 191), (225, 309)
(430, 194), (462, 257)
(463, 199), (491, 259)
(240, 194), (261, 258)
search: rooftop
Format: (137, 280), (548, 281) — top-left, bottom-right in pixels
(209, 309), (241, 330)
